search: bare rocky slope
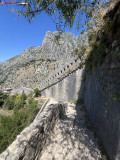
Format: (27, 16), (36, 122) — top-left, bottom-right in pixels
(0, 31), (88, 90)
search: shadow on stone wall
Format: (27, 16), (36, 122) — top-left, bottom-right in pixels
(78, 60), (120, 160)
(76, 2), (120, 159)
(76, 66), (109, 159)
(41, 66), (86, 102)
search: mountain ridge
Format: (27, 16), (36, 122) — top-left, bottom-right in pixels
(0, 31), (88, 90)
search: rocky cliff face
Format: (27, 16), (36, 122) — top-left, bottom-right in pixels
(0, 31), (88, 90)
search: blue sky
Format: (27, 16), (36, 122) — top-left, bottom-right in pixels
(0, 3), (82, 62)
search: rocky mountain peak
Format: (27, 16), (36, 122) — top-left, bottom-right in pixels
(41, 31), (79, 60)
(0, 31), (88, 90)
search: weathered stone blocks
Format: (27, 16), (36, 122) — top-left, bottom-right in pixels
(0, 103), (66, 160)
(84, 65), (120, 160)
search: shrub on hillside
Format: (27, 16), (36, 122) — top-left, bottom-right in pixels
(3, 94), (27, 111)
(0, 98), (39, 153)
(0, 110), (30, 153)
(28, 91), (33, 98)
(34, 88), (41, 97)
(3, 95), (17, 110)
(14, 95), (26, 110)
(0, 91), (8, 107)
(21, 92), (27, 100)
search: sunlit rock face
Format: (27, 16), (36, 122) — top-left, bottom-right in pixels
(42, 31), (88, 60)
(42, 31), (77, 59)
(0, 31), (88, 90)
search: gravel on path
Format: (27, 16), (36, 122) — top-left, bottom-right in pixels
(39, 102), (102, 160)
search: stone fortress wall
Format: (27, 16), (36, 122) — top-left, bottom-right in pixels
(1, 2), (120, 159)
(84, 62), (120, 160)
(39, 48), (120, 160)
(0, 56), (86, 160)
(39, 56), (80, 90)
(38, 2), (120, 158)
(39, 56), (86, 101)
(0, 99), (66, 160)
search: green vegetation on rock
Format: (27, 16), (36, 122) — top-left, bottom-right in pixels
(0, 91), (8, 107)
(83, 1), (120, 71)
(0, 91), (39, 153)
(34, 88), (41, 97)
(69, 100), (77, 105)
(110, 91), (120, 103)
(14, 0), (99, 31)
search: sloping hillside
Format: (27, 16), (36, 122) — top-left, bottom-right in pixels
(0, 31), (88, 90)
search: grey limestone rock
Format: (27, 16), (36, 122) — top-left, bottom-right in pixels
(0, 31), (88, 90)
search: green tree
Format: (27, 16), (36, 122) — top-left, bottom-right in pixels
(14, 95), (26, 110)
(3, 94), (26, 110)
(34, 88), (41, 97)
(0, 91), (8, 107)
(0, 110), (31, 153)
(7, 0), (114, 32)
(10, 0), (109, 30)
(27, 98), (39, 122)
(28, 91), (33, 98)
(3, 95), (16, 110)
(21, 92), (27, 101)
(0, 97), (39, 153)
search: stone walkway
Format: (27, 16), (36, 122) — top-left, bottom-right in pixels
(39, 102), (102, 160)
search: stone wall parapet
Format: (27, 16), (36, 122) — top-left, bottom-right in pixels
(0, 102), (66, 160)
(39, 56), (84, 91)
